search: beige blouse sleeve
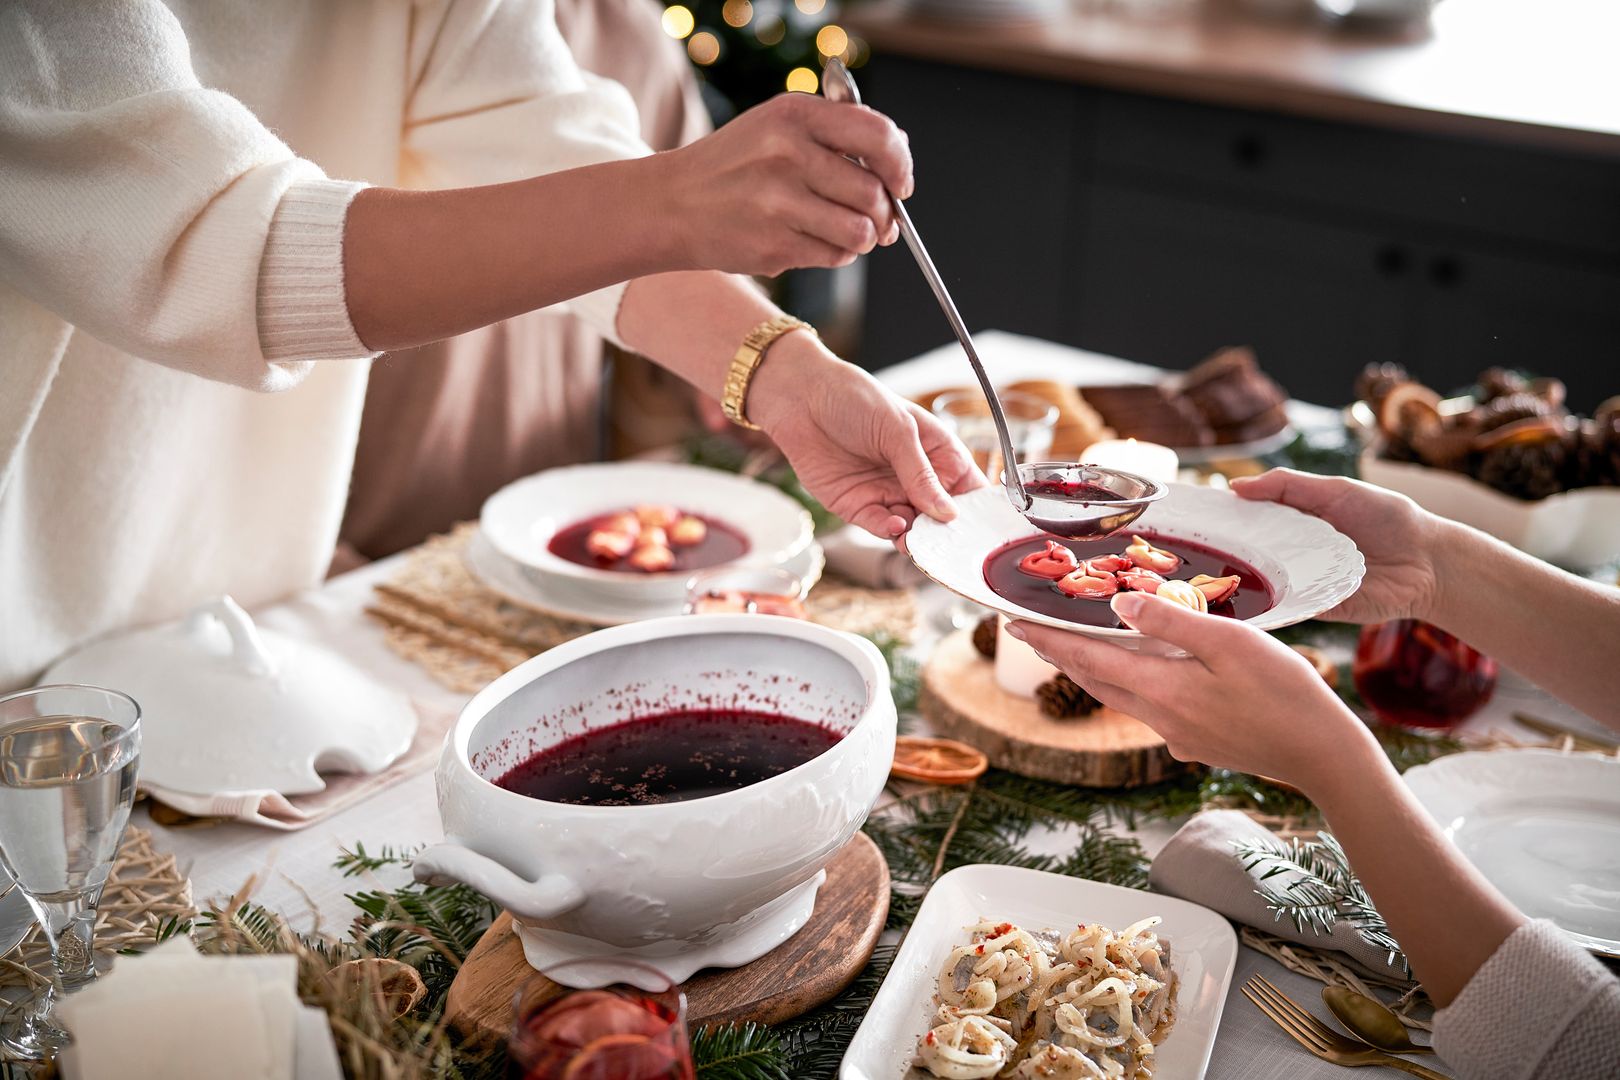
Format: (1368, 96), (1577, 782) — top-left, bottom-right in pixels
(1432, 919), (1620, 1080)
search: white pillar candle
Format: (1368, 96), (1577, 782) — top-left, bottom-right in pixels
(1080, 438), (1180, 486)
(994, 614), (1058, 699)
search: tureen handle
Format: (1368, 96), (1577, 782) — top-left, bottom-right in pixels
(187, 596), (278, 677)
(412, 842), (585, 921)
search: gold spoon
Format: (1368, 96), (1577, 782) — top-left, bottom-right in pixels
(1323, 986), (1435, 1055)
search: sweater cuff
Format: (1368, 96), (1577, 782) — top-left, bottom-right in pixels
(1433, 919), (1610, 1080)
(257, 177), (376, 362)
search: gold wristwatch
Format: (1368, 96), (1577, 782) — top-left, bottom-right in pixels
(721, 315), (815, 431)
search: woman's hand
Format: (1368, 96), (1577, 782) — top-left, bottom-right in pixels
(1011, 592), (1379, 793)
(657, 93), (910, 277)
(750, 336), (983, 539)
(1232, 469), (1443, 625)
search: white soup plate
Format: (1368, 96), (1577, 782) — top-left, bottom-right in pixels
(465, 529), (825, 626)
(906, 483), (1364, 651)
(1405, 750), (1620, 958)
(480, 462), (814, 605)
(841, 865), (1238, 1080)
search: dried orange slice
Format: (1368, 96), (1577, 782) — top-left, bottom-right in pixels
(890, 736), (988, 785)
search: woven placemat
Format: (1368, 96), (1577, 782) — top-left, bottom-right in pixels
(371, 523), (917, 694)
(0, 826), (193, 991)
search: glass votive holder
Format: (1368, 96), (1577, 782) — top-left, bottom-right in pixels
(508, 960), (693, 1080)
(931, 389), (1057, 485)
(683, 566), (807, 619)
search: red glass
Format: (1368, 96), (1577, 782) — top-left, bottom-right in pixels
(1352, 619), (1498, 729)
(509, 965), (693, 1080)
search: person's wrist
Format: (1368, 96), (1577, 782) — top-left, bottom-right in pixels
(1417, 513), (1477, 628)
(623, 152), (697, 272)
(1295, 709), (1395, 811)
(744, 329), (840, 435)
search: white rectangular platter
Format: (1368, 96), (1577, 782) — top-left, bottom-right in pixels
(842, 865), (1239, 1080)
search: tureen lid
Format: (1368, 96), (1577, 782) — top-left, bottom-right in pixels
(42, 597), (417, 797)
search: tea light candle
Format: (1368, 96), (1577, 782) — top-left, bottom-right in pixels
(994, 614), (1058, 699)
(1081, 438), (1179, 486)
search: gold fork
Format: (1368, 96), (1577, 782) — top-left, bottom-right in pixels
(1242, 975), (1453, 1079)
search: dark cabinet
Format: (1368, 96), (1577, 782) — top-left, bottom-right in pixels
(1072, 184), (1410, 405)
(859, 60), (1086, 366)
(1400, 243), (1620, 404)
(857, 56), (1620, 411)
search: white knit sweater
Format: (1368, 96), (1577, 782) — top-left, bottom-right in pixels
(0, 0), (647, 689)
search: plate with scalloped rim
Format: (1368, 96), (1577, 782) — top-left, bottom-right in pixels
(1405, 749), (1620, 959)
(841, 865), (1238, 1080)
(906, 483), (1364, 651)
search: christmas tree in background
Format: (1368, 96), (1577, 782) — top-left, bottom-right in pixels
(658, 0), (869, 120)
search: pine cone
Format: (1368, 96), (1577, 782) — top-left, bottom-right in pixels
(1474, 435), (1570, 500)
(1567, 423), (1614, 488)
(1477, 367), (1529, 403)
(1570, 413), (1620, 487)
(1355, 362), (1409, 409)
(1035, 674), (1101, 719)
(1472, 391), (1555, 433)
(971, 615), (998, 659)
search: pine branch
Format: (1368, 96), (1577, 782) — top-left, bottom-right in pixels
(864, 631), (921, 724)
(1373, 724), (1464, 773)
(690, 1022), (792, 1080)
(1234, 833), (1408, 974)
(335, 841), (422, 877)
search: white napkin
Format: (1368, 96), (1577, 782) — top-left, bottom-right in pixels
(1149, 809), (1403, 975)
(140, 703), (453, 830)
(821, 526), (926, 590)
(57, 938), (342, 1080)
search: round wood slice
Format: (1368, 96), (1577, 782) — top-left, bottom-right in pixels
(921, 630), (1185, 788)
(445, 831), (889, 1047)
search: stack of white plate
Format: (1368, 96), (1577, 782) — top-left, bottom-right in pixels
(470, 462), (824, 626)
(906, 0), (1063, 23)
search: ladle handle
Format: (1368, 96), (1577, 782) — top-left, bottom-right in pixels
(821, 58), (1030, 511)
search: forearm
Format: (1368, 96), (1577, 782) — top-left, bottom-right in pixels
(1425, 521), (1620, 725)
(1308, 741), (1524, 1006)
(615, 269), (842, 428)
(343, 156), (682, 352)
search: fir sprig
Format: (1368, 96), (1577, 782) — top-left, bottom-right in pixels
(865, 771), (1152, 928)
(1234, 832), (1408, 974)
(347, 878), (500, 1001)
(336, 841), (422, 876)
(690, 1022), (791, 1080)
(864, 631), (921, 729)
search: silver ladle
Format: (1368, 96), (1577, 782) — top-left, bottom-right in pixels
(821, 57), (1032, 514)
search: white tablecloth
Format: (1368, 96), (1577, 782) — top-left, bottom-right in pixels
(131, 334), (1608, 1078)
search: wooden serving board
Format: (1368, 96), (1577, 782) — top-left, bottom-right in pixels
(445, 832), (889, 1046)
(920, 630), (1185, 788)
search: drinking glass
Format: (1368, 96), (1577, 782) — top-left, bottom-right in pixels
(931, 389), (1058, 628)
(683, 566), (807, 619)
(1352, 620), (1498, 729)
(931, 389), (1058, 486)
(508, 960), (693, 1080)
(0, 685), (140, 1061)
